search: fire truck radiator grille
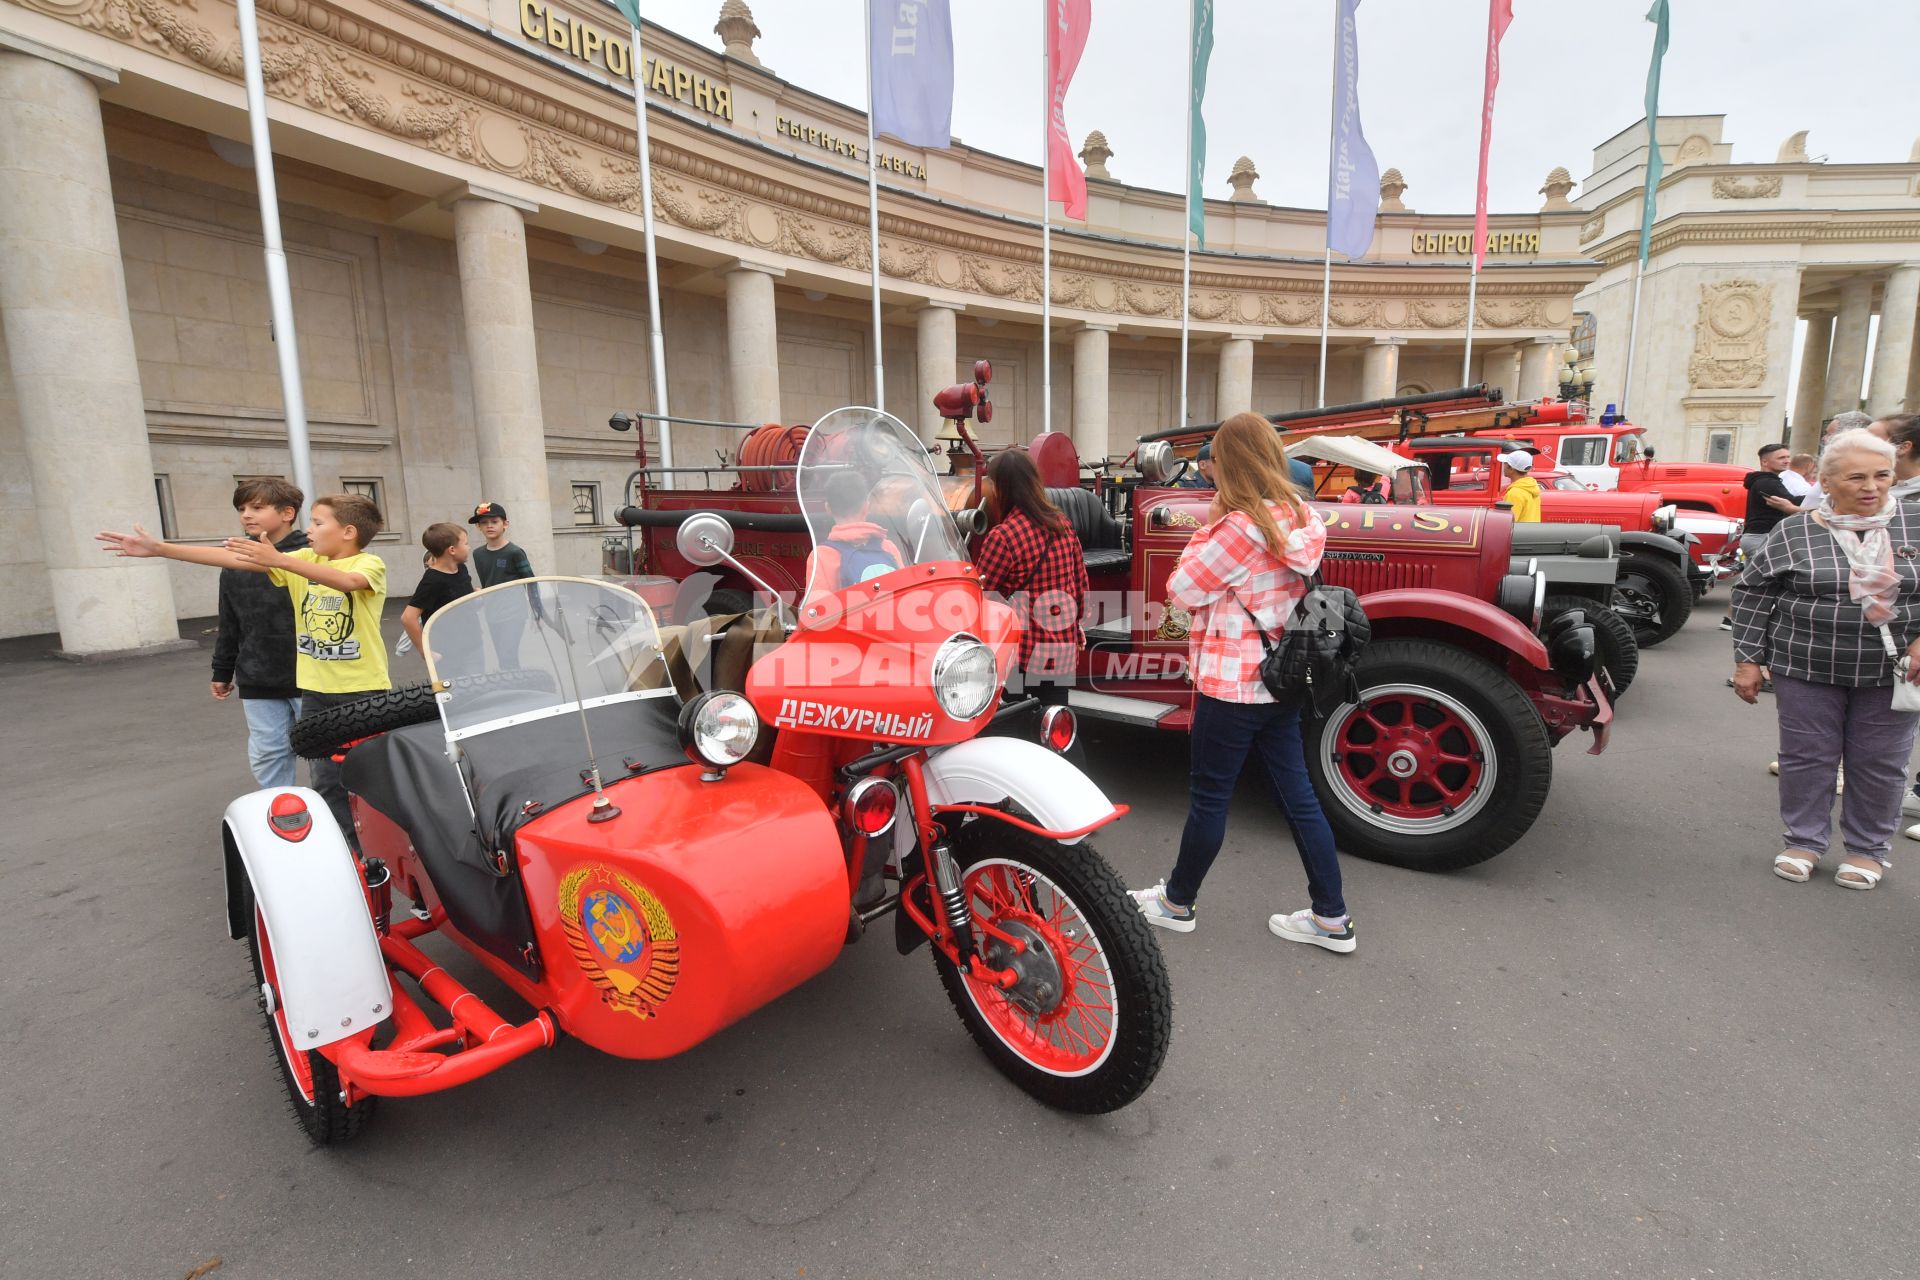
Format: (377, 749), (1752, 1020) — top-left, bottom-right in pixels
(1320, 560), (1435, 596)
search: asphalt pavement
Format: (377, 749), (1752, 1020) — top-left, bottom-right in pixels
(3, 592), (1917, 1280)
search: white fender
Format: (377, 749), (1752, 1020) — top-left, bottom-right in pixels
(920, 737), (1116, 845)
(221, 786), (391, 1050)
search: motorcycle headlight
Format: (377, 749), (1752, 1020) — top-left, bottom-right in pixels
(677, 691), (759, 773)
(932, 633), (998, 722)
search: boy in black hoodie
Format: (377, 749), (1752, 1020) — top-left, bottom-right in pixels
(210, 478), (308, 786)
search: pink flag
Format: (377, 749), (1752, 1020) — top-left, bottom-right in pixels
(1471, 0), (1514, 268)
(1048, 0), (1092, 220)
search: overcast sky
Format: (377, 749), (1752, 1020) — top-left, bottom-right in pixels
(644, 0), (1920, 213)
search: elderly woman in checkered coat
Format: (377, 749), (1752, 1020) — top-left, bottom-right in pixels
(1732, 426), (1920, 890)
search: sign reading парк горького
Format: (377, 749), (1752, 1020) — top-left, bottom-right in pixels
(517, 0), (734, 120)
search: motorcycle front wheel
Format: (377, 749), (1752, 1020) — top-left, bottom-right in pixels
(933, 821), (1171, 1113)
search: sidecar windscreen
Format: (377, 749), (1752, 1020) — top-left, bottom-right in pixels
(423, 576), (675, 743)
(795, 407), (971, 603)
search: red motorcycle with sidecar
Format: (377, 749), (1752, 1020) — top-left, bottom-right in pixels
(222, 407), (1171, 1143)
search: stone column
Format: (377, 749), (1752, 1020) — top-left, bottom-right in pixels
(1790, 311), (1833, 452)
(1216, 334), (1257, 418)
(1360, 337), (1405, 401)
(1825, 274), (1875, 418)
(913, 301), (961, 442)
(0, 48), (186, 656)
(1867, 264), (1920, 416)
(1070, 324), (1113, 458)
(723, 261), (783, 425)
(1477, 346), (1522, 398)
(452, 191), (555, 575)
(1518, 337), (1559, 402)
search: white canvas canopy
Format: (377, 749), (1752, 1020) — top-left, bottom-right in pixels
(1284, 433), (1420, 475)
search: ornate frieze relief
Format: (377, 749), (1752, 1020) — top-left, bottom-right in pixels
(1688, 280), (1773, 390)
(1712, 174), (1784, 200)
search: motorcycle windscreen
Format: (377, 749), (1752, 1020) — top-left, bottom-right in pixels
(794, 407), (971, 606)
(422, 575), (675, 742)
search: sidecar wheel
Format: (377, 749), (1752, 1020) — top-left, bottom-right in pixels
(243, 889), (376, 1145)
(933, 822), (1171, 1113)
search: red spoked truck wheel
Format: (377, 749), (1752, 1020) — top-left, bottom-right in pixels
(933, 822), (1171, 1114)
(242, 884), (377, 1145)
(1304, 639), (1552, 873)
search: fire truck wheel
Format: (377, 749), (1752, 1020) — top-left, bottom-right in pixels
(240, 879), (378, 1146)
(1544, 595), (1638, 701)
(934, 822), (1172, 1114)
(1304, 639), (1552, 872)
(1615, 553), (1693, 647)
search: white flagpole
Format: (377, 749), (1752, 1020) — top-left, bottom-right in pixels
(628, 17), (674, 475)
(234, 0), (314, 520)
(1040, 8), (1053, 435)
(1317, 0), (1338, 409)
(1462, 258), (1481, 384)
(862, 0), (886, 411)
(1316, 248), (1332, 408)
(1179, 0), (1193, 429)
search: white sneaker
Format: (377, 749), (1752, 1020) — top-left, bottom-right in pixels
(1267, 908), (1357, 954)
(1905, 823), (1920, 842)
(1901, 792), (1920, 818)
(1128, 881), (1196, 933)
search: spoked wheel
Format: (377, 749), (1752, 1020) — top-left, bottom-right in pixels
(933, 823), (1170, 1113)
(245, 890), (376, 1145)
(1304, 639), (1552, 872)
(1615, 553), (1692, 647)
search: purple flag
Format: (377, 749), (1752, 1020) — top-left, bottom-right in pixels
(869, 0), (954, 150)
(1325, 0), (1380, 259)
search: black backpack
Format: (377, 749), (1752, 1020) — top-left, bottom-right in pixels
(1238, 575), (1371, 718)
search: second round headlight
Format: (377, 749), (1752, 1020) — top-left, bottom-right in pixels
(931, 633), (997, 721)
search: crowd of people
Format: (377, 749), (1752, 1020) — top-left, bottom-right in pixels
(96, 492), (537, 842)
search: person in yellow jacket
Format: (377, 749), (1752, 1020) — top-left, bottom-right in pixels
(1499, 449), (1543, 523)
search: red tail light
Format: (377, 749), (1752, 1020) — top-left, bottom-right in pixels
(268, 793), (312, 842)
(846, 777), (899, 837)
(1040, 705), (1077, 754)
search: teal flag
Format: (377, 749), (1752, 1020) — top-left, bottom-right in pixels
(612, 0), (640, 30)
(1638, 0), (1670, 264)
(1188, 0), (1214, 245)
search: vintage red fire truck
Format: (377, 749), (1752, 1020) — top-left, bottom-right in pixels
(613, 368), (1611, 875)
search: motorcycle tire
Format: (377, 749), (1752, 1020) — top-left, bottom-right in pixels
(290, 683), (439, 759)
(932, 821), (1171, 1114)
(239, 879), (377, 1145)
(1544, 595), (1638, 702)
(1615, 553), (1693, 648)
(1303, 638), (1553, 873)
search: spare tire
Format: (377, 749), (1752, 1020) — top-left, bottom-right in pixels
(291, 684), (439, 759)
(1544, 595), (1638, 702)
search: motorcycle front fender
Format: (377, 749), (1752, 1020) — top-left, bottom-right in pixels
(919, 737), (1117, 846)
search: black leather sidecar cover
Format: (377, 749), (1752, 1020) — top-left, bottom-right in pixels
(342, 698), (689, 978)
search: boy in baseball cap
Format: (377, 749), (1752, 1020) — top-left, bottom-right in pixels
(467, 501), (535, 588)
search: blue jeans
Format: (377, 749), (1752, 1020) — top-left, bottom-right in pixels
(241, 696), (302, 788)
(1166, 694), (1345, 918)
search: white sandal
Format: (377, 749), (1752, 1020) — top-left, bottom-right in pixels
(1773, 852), (1816, 883)
(1834, 861), (1884, 891)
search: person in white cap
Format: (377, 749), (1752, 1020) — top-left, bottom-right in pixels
(1499, 449), (1542, 523)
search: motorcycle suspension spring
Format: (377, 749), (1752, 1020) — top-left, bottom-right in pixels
(930, 842), (973, 941)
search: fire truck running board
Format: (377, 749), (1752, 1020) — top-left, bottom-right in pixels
(1067, 690), (1180, 726)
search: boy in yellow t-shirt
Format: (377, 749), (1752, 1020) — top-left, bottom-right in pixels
(98, 493), (389, 845)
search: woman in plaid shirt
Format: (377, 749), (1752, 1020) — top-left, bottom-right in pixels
(1128, 413), (1354, 953)
(973, 449), (1088, 701)
(1733, 427), (1920, 890)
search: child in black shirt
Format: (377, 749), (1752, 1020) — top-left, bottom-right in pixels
(467, 502), (535, 587)
(402, 522), (474, 654)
